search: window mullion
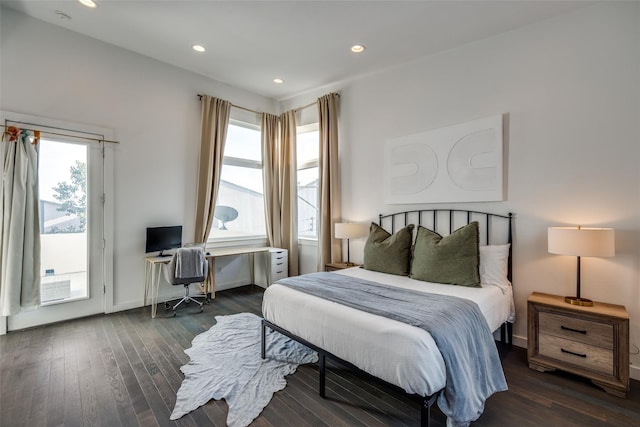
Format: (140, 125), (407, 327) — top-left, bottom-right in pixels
(223, 156), (262, 169)
(297, 160), (318, 171)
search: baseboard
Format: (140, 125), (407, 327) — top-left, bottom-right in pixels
(112, 289), (186, 313)
(112, 300), (145, 313)
(512, 334), (527, 349)
(630, 365), (640, 381)
(112, 282), (250, 313)
(215, 279), (255, 292)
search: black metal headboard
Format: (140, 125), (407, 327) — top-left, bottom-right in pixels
(378, 209), (514, 282)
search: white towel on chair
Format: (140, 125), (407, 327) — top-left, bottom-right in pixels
(175, 247), (205, 279)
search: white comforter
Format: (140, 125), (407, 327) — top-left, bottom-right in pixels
(261, 267), (514, 397)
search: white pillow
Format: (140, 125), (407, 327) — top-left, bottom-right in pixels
(479, 244), (511, 290)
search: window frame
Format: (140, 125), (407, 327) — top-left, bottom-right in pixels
(296, 123), (320, 241)
(1, 109), (115, 332)
(208, 119), (267, 244)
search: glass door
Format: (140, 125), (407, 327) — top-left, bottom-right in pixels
(8, 138), (106, 330)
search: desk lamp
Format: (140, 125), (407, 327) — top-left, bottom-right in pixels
(548, 226), (615, 306)
(335, 223), (367, 266)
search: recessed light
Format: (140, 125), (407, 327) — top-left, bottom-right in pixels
(192, 45), (206, 53)
(78, 0), (97, 8)
(351, 44), (366, 53)
(273, 78), (284, 84)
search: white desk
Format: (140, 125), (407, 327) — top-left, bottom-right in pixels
(144, 246), (269, 318)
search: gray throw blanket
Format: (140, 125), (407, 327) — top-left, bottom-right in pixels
(175, 247), (205, 279)
(275, 272), (507, 427)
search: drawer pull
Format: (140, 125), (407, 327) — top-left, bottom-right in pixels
(276, 263), (283, 266)
(561, 325), (587, 334)
(276, 271), (283, 274)
(561, 348), (587, 358)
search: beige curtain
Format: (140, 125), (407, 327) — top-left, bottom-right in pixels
(261, 114), (280, 247)
(0, 127), (41, 316)
(194, 95), (231, 242)
(261, 111), (299, 276)
(317, 93), (342, 270)
(194, 95), (231, 293)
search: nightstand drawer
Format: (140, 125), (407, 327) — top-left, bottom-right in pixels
(539, 334), (613, 375)
(539, 312), (613, 349)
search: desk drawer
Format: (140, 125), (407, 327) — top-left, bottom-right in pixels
(539, 312), (613, 349)
(255, 248), (288, 287)
(539, 333), (613, 375)
(270, 248), (287, 282)
(272, 269), (288, 282)
(271, 255), (287, 269)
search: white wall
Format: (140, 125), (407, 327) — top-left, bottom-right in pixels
(283, 2), (640, 377)
(0, 7), (277, 310)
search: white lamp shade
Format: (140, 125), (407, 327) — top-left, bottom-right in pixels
(335, 222), (368, 239)
(548, 227), (615, 257)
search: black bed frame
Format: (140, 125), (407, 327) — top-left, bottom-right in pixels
(261, 209), (514, 427)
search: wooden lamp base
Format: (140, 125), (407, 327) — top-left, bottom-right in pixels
(565, 296), (594, 307)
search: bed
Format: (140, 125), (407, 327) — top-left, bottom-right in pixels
(261, 209), (514, 427)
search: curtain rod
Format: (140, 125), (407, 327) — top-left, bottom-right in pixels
(197, 93), (335, 115)
(197, 94), (261, 115)
(294, 101), (316, 113)
(1, 123), (120, 144)
(293, 93), (339, 112)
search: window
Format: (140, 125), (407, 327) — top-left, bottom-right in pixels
(39, 139), (89, 304)
(210, 120), (266, 240)
(297, 124), (319, 239)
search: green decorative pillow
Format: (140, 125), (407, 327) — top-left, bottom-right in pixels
(363, 223), (415, 276)
(410, 222), (481, 287)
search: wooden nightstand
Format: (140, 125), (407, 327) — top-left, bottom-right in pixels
(527, 292), (629, 397)
(325, 262), (360, 272)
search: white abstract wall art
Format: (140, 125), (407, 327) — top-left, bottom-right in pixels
(383, 115), (504, 204)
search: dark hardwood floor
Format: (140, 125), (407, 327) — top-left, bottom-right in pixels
(1, 285), (638, 427)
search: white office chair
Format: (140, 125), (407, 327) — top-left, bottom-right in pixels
(163, 247), (209, 316)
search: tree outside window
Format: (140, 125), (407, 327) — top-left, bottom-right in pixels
(51, 160), (87, 233)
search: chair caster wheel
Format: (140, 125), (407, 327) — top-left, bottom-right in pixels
(164, 302), (171, 310)
(172, 311), (177, 317)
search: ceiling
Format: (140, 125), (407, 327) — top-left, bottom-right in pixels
(2, 0), (594, 100)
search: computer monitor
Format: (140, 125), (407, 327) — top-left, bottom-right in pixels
(145, 225), (182, 255)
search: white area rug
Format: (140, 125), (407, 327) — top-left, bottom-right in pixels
(170, 312), (318, 427)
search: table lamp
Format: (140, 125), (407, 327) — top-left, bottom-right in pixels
(548, 226), (615, 306)
(335, 223), (368, 266)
